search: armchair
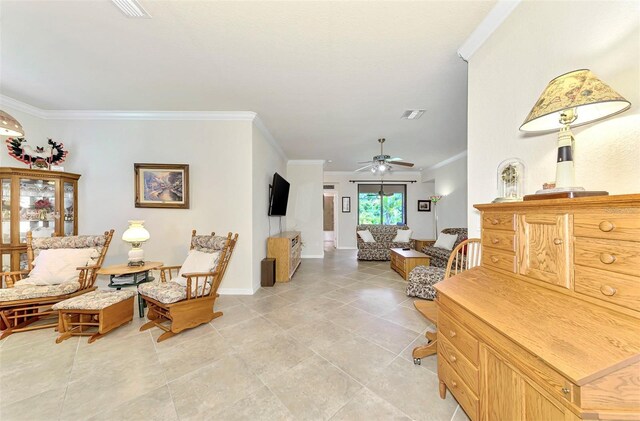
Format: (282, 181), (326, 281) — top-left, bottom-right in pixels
(421, 228), (467, 268)
(138, 230), (238, 342)
(0, 230), (114, 339)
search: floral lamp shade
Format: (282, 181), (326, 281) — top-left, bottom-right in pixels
(520, 69), (630, 132)
(0, 110), (24, 137)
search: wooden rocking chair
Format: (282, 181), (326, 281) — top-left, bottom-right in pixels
(138, 230), (238, 342)
(412, 238), (481, 364)
(0, 230), (114, 339)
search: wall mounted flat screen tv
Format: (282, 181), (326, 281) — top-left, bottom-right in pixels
(268, 172), (290, 216)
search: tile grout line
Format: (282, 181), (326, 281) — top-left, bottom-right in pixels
(57, 337), (81, 420)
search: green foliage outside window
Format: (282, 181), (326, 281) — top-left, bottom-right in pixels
(358, 192), (405, 225)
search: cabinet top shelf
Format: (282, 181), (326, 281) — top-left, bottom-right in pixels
(269, 231), (300, 239)
(0, 167), (80, 180)
(475, 193), (640, 211)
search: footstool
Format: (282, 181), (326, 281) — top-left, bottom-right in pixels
(405, 265), (446, 300)
(52, 290), (136, 344)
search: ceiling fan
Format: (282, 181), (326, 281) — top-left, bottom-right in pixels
(355, 138), (414, 174)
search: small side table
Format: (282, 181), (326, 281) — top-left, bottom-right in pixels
(413, 238), (435, 252)
(97, 261), (163, 318)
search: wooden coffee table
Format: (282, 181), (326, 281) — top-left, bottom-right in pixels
(390, 248), (430, 280)
(97, 261), (163, 317)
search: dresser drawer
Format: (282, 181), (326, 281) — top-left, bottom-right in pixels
(574, 237), (640, 277)
(439, 335), (479, 393)
(438, 358), (478, 421)
(482, 248), (517, 273)
(574, 212), (640, 242)
(575, 265), (640, 311)
(482, 230), (516, 252)
(482, 212), (516, 232)
(438, 310), (479, 365)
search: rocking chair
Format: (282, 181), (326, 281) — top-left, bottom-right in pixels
(0, 230), (114, 339)
(138, 230), (238, 342)
(409, 238), (481, 364)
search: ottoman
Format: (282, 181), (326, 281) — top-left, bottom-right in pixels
(405, 265), (446, 300)
(52, 290), (135, 343)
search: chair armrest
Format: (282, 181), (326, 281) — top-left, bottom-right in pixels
(183, 272), (216, 300)
(181, 271), (215, 278)
(1, 270), (30, 288)
(76, 265), (101, 271)
(159, 265), (182, 282)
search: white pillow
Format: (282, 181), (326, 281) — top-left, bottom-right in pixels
(392, 229), (412, 243)
(21, 248), (98, 285)
(433, 233), (458, 251)
(357, 230), (376, 243)
(172, 249), (221, 289)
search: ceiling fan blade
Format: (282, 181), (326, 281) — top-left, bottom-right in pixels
(387, 157), (404, 162)
(354, 164), (374, 172)
(357, 160), (374, 164)
(392, 161), (414, 167)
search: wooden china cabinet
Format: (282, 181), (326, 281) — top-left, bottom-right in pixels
(0, 167), (80, 273)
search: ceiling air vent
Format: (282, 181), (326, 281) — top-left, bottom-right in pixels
(323, 185), (335, 190)
(401, 109), (426, 120)
(111, 0), (152, 18)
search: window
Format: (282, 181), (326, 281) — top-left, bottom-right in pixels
(358, 184), (406, 225)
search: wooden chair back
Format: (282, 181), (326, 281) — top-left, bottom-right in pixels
(25, 230), (115, 290)
(444, 238), (482, 279)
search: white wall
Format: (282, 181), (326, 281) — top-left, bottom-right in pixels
(422, 153), (468, 235)
(251, 123), (287, 291)
(467, 0), (640, 237)
(323, 171), (435, 249)
(1, 103), (293, 294)
(286, 161), (324, 258)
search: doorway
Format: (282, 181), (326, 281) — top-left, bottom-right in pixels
(323, 191), (337, 249)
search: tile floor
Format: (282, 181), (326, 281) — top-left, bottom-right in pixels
(0, 248), (469, 421)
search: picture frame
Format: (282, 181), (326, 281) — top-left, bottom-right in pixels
(341, 196), (351, 213)
(134, 163), (190, 209)
(417, 200), (431, 212)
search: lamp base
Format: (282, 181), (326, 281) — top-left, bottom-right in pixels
(128, 260), (146, 267)
(534, 186), (585, 195)
(492, 197), (523, 203)
(524, 190), (608, 201)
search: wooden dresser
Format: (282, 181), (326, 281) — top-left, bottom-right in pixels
(435, 194), (640, 420)
(267, 231), (301, 282)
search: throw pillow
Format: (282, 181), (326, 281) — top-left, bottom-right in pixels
(22, 248), (98, 285)
(173, 249), (221, 289)
(433, 233), (458, 250)
(392, 229), (412, 243)
(357, 230), (376, 243)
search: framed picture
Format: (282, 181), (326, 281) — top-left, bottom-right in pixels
(417, 200), (431, 212)
(134, 163), (190, 209)
(341, 196), (351, 213)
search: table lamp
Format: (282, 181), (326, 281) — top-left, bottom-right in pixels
(519, 69), (630, 193)
(122, 220), (150, 266)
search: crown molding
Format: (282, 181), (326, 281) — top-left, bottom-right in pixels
(287, 160), (326, 166)
(253, 115), (288, 161)
(0, 95), (256, 121)
(457, 0), (521, 61)
(423, 150), (467, 174)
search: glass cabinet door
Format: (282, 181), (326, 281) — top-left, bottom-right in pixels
(19, 178), (57, 243)
(63, 181), (75, 236)
(1, 179), (10, 245)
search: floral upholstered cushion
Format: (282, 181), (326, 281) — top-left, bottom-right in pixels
(0, 282), (81, 302)
(405, 266), (446, 300)
(32, 235), (109, 258)
(138, 281), (211, 304)
(191, 235), (228, 253)
(52, 290), (135, 311)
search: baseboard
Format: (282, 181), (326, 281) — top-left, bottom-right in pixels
(218, 287), (254, 295)
(302, 254), (324, 259)
(337, 246), (357, 250)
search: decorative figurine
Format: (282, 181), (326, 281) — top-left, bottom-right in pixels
(5, 138), (68, 169)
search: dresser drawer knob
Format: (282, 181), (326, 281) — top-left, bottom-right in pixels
(449, 355), (457, 363)
(599, 253), (616, 264)
(553, 238), (563, 245)
(451, 381), (458, 388)
(600, 285), (617, 296)
(562, 387), (570, 395)
(491, 218), (499, 225)
(490, 256), (499, 263)
(449, 330), (457, 338)
(598, 221), (615, 232)
(491, 238), (499, 244)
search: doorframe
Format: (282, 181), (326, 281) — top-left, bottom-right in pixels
(323, 190), (339, 249)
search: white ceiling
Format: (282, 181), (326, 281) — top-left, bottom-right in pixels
(0, 1), (496, 171)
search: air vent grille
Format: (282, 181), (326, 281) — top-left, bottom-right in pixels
(111, 0), (152, 18)
(323, 185), (335, 190)
(401, 109), (426, 120)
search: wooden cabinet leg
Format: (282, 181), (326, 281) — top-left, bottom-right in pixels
(439, 380), (447, 399)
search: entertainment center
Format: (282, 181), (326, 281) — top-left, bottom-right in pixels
(267, 231), (301, 282)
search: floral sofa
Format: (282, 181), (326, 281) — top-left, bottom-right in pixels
(356, 224), (415, 261)
(421, 227), (467, 268)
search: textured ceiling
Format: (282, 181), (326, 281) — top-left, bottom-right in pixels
(0, 1), (495, 170)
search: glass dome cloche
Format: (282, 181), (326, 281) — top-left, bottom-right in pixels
(493, 158), (525, 203)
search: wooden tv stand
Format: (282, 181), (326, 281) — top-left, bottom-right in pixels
(267, 231), (301, 282)
(434, 194), (640, 420)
